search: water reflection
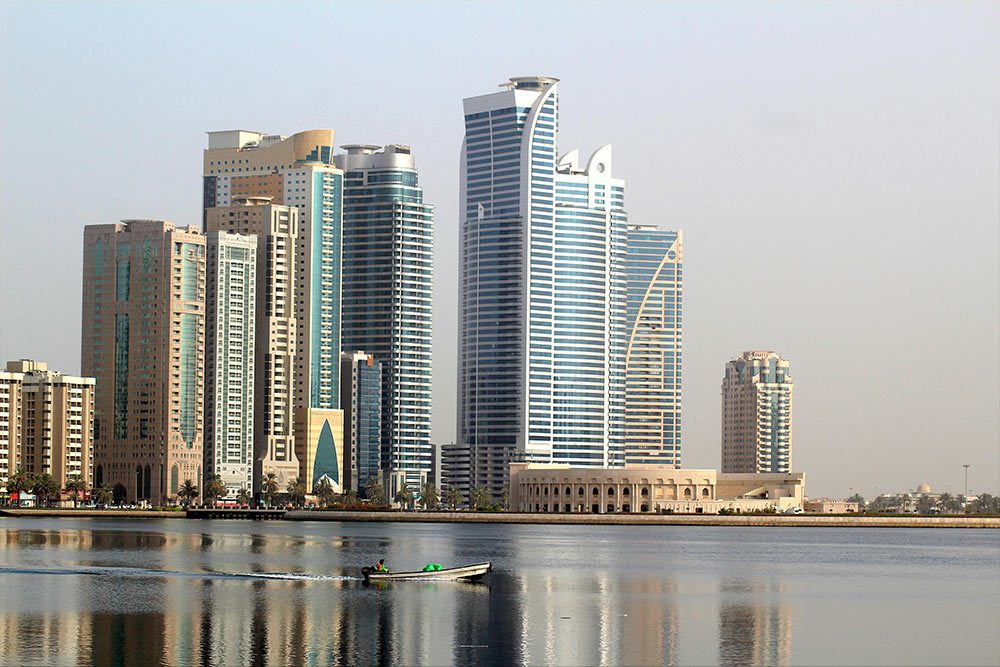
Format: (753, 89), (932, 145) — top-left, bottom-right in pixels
(0, 521), (996, 666)
(718, 579), (791, 667)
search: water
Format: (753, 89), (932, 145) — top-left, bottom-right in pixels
(0, 518), (997, 666)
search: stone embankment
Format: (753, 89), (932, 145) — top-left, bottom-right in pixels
(286, 510), (1000, 528)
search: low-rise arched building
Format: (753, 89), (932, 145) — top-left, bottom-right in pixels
(509, 463), (804, 514)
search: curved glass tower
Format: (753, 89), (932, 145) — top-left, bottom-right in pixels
(459, 77), (627, 498)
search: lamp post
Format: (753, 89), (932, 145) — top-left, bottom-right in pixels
(962, 464), (970, 500)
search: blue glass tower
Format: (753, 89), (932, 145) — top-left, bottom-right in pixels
(624, 226), (683, 466)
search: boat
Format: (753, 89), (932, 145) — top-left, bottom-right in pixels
(362, 562), (492, 582)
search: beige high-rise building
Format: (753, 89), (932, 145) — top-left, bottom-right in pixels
(0, 370), (23, 489)
(4, 360), (95, 489)
(721, 351), (793, 474)
(204, 131), (345, 493)
(204, 231), (257, 497)
(205, 198), (300, 490)
(82, 220), (206, 505)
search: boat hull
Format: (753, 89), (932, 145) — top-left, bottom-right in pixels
(362, 562), (492, 582)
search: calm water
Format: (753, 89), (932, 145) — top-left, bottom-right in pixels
(0, 518), (997, 666)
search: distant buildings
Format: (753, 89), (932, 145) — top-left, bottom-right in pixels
(340, 351), (382, 493)
(335, 144), (434, 493)
(721, 351), (793, 474)
(82, 220), (206, 504)
(457, 75), (629, 501)
(624, 226), (683, 467)
(439, 443), (471, 505)
(204, 230), (257, 497)
(0, 360), (94, 489)
(204, 130), (345, 491)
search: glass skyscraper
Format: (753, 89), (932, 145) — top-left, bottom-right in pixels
(624, 226), (683, 466)
(459, 76), (628, 498)
(335, 145), (433, 493)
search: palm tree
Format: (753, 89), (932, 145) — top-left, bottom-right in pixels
(261, 472), (279, 508)
(95, 484), (113, 506)
(236, 487), (251, 507)
(394, 481), (414, 509)
(204, 475), (227, 506)
(6, 469), (31, 508)
(366, 478), (385, 506)
(32, 473), (60, 507)
(420, 481), (439, 510)
(314, 478), (335, 507)
(286, 477), (306, 507)
(65, 476), (88, 508)
(177, 479), (199, 506)
(501, 483), (511, 511)
(471, 486), (491, 511)
(445, 485), (462, 510)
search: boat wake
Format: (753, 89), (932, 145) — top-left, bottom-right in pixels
(0, 565), (361, 581)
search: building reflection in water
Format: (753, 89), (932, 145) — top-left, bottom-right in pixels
(718, 578), (792, 667)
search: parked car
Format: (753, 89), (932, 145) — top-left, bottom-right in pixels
(784, 507), (805, 515)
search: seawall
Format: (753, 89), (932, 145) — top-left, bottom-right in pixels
(0, 509), (185, 519)
(285, 510), (1000, 528)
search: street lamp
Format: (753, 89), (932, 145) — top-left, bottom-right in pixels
(963, 464), (970, 499)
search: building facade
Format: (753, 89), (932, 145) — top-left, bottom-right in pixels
(82, 220), (206, 504)
(721, 351), (793, 474)
(334, 144), (433, 491)
(624, 226), (683, 466)
(0, 371), (21, 489)
(204, 231), (256, 497)
(204, 130), (344, 489)
(1, 361), (94, 489)
(204, 198), (300, 491)
(340, 352), (382, 492)
(458, 76), (629, 500)
(510, 463), (804, 514)
(439, 442), (471, 506)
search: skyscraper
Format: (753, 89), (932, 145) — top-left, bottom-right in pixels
(204, 231), (256, 497)
(340, 351), (382, 493)
(82, 220), (206, 504)
(334, 144), (434, 492)
(624, 226), (683, 466)
(458, 76), (628, 498)
(721, 351), (793, 473)
(204, 198), (300, 491)
(204, 130), (344, 489)
(0, 370), (21, 488)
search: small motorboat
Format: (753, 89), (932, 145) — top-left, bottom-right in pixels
(362, 562), (492, 582)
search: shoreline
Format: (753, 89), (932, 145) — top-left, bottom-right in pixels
(3, 508), (998, 527)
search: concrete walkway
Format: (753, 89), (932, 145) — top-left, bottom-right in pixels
(285, 510), (1000, 528)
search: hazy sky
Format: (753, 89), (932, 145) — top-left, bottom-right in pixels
(1, 1), (997, 498)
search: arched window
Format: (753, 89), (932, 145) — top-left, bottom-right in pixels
(701, 488), (710, 497)
(543, 487), (548, 495)
(607, 487), (615, 496)
(578, 487), (584, 496)
(683, 488), (692, 498)
(553, 487), (559, 496)
(592, 487), (599, 496)
(566, 487), (572, 495)
(622, 487), (630, 496)
(641, 487), (649, 497)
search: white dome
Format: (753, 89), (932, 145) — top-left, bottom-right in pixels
(917, 482), (931, 493)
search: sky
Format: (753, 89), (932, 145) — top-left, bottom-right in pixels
(1, 1), (997, 499)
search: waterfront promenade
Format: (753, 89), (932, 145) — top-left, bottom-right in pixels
(2, 508), (998, 527)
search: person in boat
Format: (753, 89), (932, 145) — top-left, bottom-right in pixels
(373, 558), (387, 572)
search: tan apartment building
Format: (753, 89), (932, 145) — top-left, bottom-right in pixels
(721, 351), (793, 473)
(205, 197), (300, 492)
(82, 220), (206, 505)
(4, 360), (94, 488)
